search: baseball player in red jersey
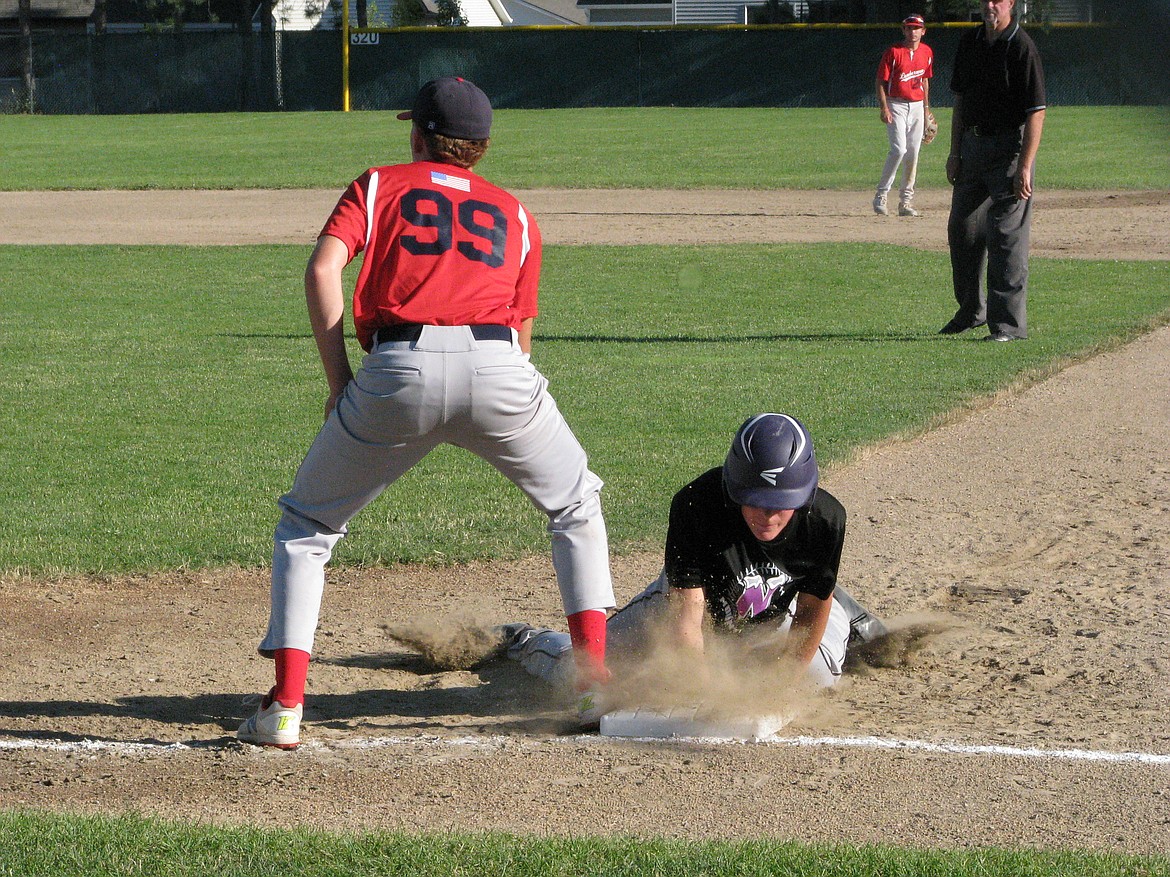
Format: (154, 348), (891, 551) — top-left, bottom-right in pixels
(238, 77), (616, 748)
(874, 14), (934, 217)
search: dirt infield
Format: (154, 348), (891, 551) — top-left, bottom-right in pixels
(2, 188), (1168, 260)
(1, 189), (1168, 854)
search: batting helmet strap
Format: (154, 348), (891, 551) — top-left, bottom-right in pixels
(723, 413), (819, 510)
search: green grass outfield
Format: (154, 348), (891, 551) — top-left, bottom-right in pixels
(0, 106), (1167, 572)
(1, 243), (1167, 572)
(2, 811), (1167, 877)
(1, 106), (1168, 191)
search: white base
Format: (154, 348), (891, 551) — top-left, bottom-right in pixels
(599, 704), (789, 741)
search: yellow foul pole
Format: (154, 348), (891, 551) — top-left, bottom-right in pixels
(342, 0), (351, 111)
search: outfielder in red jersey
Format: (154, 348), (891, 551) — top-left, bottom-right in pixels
(874, 14), (934, 217)
(238, 77), (615, 749)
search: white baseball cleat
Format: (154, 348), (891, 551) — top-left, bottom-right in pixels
(898, 202), (919, 217)
(873, 194), (889, 216)
(238, 698), (302, 749)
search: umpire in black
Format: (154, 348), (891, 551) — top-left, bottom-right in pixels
(941, 0), (1046, 342)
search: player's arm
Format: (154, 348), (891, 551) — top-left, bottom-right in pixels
(922, 76), (930, 113)
(667, 585), (707, 654)
(946, 94), (966, 184)
(1015, 108), (1045, 200)
(875, 71), (892, 123)
(304, 234), (355, 418)
(782, 590), (833, 669)
(512, 204), (541, 357)
(517, 317), (534, 354)
(662, 480), (715, 657)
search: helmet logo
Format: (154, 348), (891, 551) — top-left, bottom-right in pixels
(759, 466), (787, 485)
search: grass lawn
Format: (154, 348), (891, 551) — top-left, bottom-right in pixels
(2, 810), (1166, 877)
(1, 243), (1166, 572)
(0, 106), (1167, 191)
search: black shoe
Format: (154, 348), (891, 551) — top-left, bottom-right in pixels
(938, 318), (987, 335)
(982, 332), (1023, 342)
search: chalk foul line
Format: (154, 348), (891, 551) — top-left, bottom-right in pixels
(1, 732), (1168, 766)
(771, 734), (1170, 765)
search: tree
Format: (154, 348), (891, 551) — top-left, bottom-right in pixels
(749, 0), (795, 24)
(435, 0), (465, 25)
(259, 0), (277, 108)
(390, 0), (426, 25)
(391, 0), (466, 26)
(92, 0), (107, 33)
(237, 0), (254, 109)
(18, 0), (34, 112)
(144, 0), (191, 29)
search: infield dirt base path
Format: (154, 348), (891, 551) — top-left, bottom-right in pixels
(2, 188), (1168, 260)
(1, 189), (1168, 854)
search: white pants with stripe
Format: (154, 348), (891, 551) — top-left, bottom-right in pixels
(259, 325), (615, 656)
(877, 98), (926, 205)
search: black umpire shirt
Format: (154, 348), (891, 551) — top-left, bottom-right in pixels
(950, 19), (1047, 132)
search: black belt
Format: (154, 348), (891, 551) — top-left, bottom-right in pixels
(970, 124), (1017, 137)
(374, 324), (512, 345)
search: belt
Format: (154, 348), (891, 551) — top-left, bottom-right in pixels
(374, 324), (512, 345)
(970, 124), (1017, 137)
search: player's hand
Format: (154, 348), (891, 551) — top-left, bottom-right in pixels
(1014, 166), (1033, 200)
(880, 107), (893, 125)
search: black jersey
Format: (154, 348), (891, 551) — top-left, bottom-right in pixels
(950, 20), (1046, 131)
(663, 467), (846, 629)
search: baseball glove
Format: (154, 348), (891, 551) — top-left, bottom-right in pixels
(922, 111), (938, 145)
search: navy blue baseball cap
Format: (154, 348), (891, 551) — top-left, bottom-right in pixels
(397, 77), (492, 140)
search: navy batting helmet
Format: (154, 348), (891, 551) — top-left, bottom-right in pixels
(723, 413), (819, 509)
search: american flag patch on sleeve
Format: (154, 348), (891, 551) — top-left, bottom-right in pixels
(430, 170), (471, 192)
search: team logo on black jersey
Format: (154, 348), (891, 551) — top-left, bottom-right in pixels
(735, 568), (793, 620)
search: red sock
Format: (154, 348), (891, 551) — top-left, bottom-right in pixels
(267, 648), (310, 708)
(567, 609), (610, 689)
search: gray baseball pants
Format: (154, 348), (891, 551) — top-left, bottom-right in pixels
(259, 325), (615, 656)
(947, 127), (1033, 338)
(508, 572), (851, 689)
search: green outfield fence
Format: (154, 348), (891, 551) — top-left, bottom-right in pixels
(1, 20), (1168, 114)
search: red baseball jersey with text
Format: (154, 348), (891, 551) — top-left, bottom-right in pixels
(878, 43), (934, 102)
(320, 160), (542, 351)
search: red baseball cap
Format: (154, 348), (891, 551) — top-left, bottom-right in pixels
(397, 76), (493, 140)
(903, 13), (925, 27)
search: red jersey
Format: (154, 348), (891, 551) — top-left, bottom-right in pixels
(877, 42), (934, 102)
(320, 160), (542, 351)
